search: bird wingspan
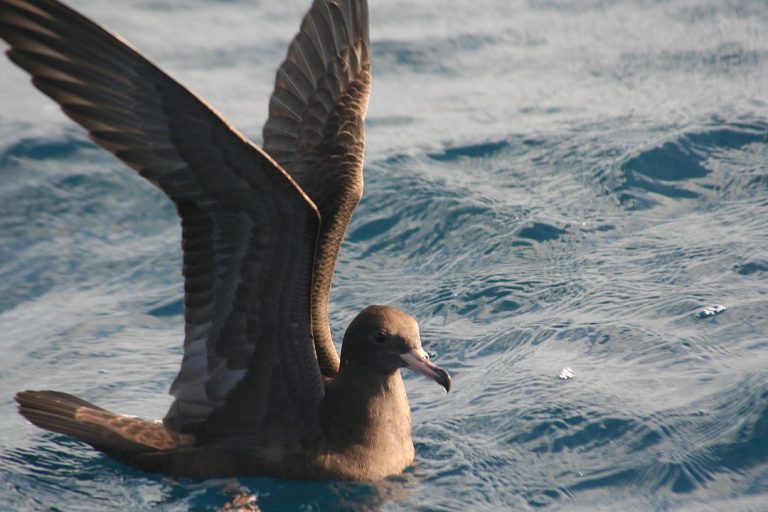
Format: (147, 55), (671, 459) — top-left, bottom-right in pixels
(263, 0), (372, 379)
(0, 0), (325, 443)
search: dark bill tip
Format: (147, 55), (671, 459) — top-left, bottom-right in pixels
(433, 366), (452, 393)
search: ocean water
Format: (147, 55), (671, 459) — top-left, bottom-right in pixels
(1, 0), (767, 510)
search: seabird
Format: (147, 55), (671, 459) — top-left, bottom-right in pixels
(0, 0), (451, 480)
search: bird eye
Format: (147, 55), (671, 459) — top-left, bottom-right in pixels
(374, 331), (387, 343)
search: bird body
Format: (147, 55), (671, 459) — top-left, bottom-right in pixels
(1, 0), (450, 480)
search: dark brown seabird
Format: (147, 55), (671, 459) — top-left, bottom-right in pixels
(0, 0), (451, 480)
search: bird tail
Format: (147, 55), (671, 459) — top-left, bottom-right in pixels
(15, 390), (189, 455)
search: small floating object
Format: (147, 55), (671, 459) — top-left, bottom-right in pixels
(695, 305), (727, 318)
(557, 367), (575, 380)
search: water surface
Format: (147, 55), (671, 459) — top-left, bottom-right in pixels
(1, 0), (767, 510)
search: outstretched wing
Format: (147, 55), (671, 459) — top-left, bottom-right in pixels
(0, 0), (324, 444)
(263, 0), (371, 379)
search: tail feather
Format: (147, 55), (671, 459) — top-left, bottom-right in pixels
(16, 390), (190, 455)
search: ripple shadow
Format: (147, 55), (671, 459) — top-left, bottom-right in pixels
(610, 121), (768, 209)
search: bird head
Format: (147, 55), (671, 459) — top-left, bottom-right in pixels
(340, 305), (451, 392)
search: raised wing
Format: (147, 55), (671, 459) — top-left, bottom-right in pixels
(263, 0), (371, 379)
(0, 0), (324, 444)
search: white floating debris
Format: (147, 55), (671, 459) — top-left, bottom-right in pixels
(558, 367), (575, 380)
(696, 304), (727, 318)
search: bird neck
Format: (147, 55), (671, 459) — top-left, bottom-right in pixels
(321, 358), (413, 450)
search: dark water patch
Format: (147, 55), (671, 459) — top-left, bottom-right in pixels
(438, 273), (525, 323)
(659, 460), (716, 494)
(624, 126), (767, 183)
(352, 171), (513, 267)
(347, 214), (401, 243)
(517, 222), (567, 242)
(522, 137), (546, 147)
(428, 140), (510, 161)
(56, 173), (92, 189)
(624, 140), (709, 182)
(581, 223), (615, 233)
(511, 239), (533, 247)
(513, 413), (652, 456)
(147, 298), (183, 317)
(734, 260), (768, 276)
(356, 153), (539, 277)
(0, 137), (94, 166)
(616, 180), (699, 209)
(379, 152), (412, 167)
(612, 122), (768, 208)
(709, 388), (768, 474)
(504, 407), (584, 448)
(688, 125), (768, 150)
(567, 467), (639, 494)
(745, 174), (768, 190)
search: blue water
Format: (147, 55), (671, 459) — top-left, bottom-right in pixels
(1, 0), (767, 510)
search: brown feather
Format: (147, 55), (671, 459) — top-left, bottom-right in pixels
(15, 390), (192, 454)
(263, 0), (371, 379)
